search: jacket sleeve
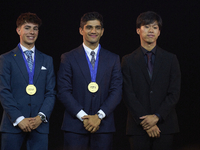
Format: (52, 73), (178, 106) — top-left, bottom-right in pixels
(57, 53), (84, 117)
(155, 55), (181, 121)
(121, 56), (148, 124)
(38, 56), (56, 120)
(99, 55), (123, 116)
(0, 55), (23, 123)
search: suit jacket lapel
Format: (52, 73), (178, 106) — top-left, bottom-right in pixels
(151, 47), (163, 84)
(96, 48), (108, 84)
(74, 45), (91, 83)
(12, 47), (29, 84)
(33, 49), (43, 84)
(135, 48), (151, 85)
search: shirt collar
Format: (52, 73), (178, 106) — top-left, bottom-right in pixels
(20, 44), (35, 53)
(83, 43), (99, 56)
(141, 46), (156, 55)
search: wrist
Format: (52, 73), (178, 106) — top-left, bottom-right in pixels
(96, 112), (103, 120)
(38, 113), (46, 122)
(154, 114), (159, 122)
(36, 115), (42, 123)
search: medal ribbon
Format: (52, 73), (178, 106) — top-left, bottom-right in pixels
(18, 43), (35, 84)
(85, 44), (101, 82)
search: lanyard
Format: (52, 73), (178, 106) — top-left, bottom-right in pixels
(18, 43), (35, 84)
(85, 44), (101, 82)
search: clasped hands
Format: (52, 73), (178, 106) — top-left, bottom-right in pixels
(18, 115), (42, 132)
(140, 114), (160, 138)
(82, 114), (101, 133)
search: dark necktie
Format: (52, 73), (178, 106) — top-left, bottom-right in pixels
(90, 51), (95, 69)
(24, 50), (33, 72)
(146, 52), (153, 76)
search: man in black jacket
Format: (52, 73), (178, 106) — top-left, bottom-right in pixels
(122, 11), (181, 150)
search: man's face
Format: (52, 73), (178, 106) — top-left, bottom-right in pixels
(79, 20), (104, 48)
(16, 22), (39, 48)
(137, 21), (160, 46)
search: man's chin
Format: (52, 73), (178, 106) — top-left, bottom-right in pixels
(25, 41), (35, 45)
(89, 41), (98, 44)
(146, 41), (155, 45)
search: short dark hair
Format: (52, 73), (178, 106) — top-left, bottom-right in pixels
(80, 12), (103, 29)
(16, 12), (42, 27)
(136, 11), (162, 30)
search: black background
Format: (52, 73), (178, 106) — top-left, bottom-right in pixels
(0, 0), (200, 150)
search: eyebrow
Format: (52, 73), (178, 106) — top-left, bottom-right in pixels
(145, 23), (158, 26)
(24, 25), (39, 28)
(86, 25), (102, 27)
(152, 23), (159, 26)
(24, 25), (31, 28)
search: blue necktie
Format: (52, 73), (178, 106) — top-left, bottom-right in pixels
(24, 50), (33, 72)
(90, 51), (95, 69)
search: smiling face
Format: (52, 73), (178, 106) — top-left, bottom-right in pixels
(16, 22), (39, 49)
(137, 21), (160, 50)
(79, 19), (104, 50)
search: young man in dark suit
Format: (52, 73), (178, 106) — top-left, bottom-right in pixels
(57, 12), (122, 150)
(0, 12), (56, 150)
(121, 11), (181, 150)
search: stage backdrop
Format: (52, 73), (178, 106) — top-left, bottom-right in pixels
(0, 1), (199, 150)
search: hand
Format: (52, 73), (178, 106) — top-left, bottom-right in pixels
(18, 118), (33, 132)
(83, 119), (100, 133)
(140, 114), (159, 130)
(83, 118), (89, 127)
(146, 125), (161, 138)
(30, 115), (42, 130)
(82, 114), (101, 133)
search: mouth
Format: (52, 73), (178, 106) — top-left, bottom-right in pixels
(147, 35), (154, 38)
(89, 34), (97, 38)
(27, 36), (35, 40)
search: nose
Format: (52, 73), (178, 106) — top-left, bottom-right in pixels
(149, 27), (153, 32)
(91, 28), (96, 33)
(30, 28), (34, 34)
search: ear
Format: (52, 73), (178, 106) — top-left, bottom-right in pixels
(100, 28), (104, 36)
(79, 27), (83, 36)
(158, 30), (161, 37)
(16, 27), (21, 35)
(136, 28), (140, 35)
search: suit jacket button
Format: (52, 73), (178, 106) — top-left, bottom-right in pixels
(150, 91), (153, 94)
(28, 103), (31, 106)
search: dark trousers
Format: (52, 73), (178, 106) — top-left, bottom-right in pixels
(1, 130), (48, 150)
(129, 134), (174, 150)
(64, 131), (113, 150)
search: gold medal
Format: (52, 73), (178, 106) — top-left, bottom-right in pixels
(26, 84), (37, 95)
(88, 82), (99, 93)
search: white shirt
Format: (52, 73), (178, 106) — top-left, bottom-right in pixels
(20, 44), (35, 61)
(83, 43), (99, 61)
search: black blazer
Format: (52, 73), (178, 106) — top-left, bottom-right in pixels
(121, 46), (181, 135)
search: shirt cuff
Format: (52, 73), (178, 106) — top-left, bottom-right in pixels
(76, 110), (88, 121)
(97, 109), (106, 119)
(155, 113), (162, 121)
(13, 116), (25, 126)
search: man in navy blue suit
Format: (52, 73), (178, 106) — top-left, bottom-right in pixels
(0, 12), (56, 150)
(57, 12), (122, 150)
